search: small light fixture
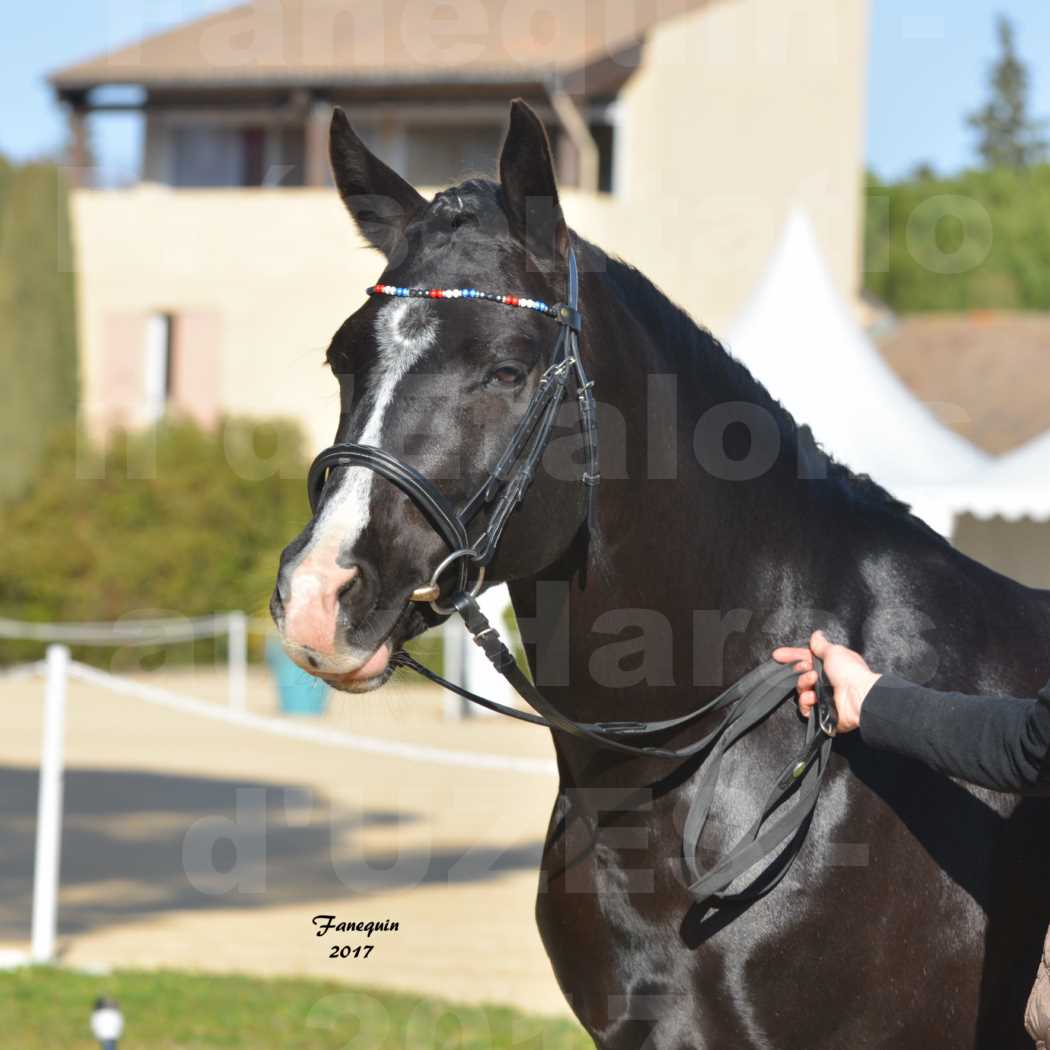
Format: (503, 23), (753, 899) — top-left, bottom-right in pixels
(90, 996), (124, 1050)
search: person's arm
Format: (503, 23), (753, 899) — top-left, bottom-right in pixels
(773, 631), (1050, 797)
(860, 675), (1050, 795)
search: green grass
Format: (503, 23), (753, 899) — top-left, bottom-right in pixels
(0, 967), (592, 1049)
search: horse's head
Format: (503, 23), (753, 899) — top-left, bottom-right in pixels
(272, 101), (589, 691)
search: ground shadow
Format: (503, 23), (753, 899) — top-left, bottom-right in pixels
(0, 765), (544, 943)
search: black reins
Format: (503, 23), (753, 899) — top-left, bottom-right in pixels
(396, 601), (837, 907)
(307, 243), (838, 909)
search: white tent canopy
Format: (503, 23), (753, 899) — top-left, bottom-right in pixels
(726, 210), (990, 534)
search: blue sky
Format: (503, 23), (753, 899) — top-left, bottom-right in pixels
(867, 0), (1050, 178)
(1, 0), (1048, 182)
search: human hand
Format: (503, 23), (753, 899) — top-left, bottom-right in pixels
(772, 630), (882, 733)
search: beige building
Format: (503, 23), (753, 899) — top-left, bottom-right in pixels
(52, 0), (870, 454)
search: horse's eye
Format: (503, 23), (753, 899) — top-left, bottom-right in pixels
(488, 364), (526, 387)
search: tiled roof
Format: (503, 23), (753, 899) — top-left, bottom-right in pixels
(877, 312), (1050, 455)
(51, 0), (710, 91)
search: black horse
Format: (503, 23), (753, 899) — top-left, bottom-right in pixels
(272, 101), (1050, 1048)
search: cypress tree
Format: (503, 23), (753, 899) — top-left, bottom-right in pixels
(0, 162), (79, 500)
(0, 154), (11, 228)
(967, 16), (1048, 170)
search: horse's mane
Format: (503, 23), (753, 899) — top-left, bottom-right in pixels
(590, 242), (917, 521)
(428, 178), (917, 525)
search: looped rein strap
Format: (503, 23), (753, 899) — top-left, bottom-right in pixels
(393, 594), (838, 910)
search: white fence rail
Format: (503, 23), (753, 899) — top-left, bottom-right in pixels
(0, 613), (234, 645)
(0, 612), (249, 710)
(0, 596), (517, 721)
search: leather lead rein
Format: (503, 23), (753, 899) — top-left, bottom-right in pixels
(392, 599), (836, 909)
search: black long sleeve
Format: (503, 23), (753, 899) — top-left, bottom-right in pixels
(859, 675), (1050, 796)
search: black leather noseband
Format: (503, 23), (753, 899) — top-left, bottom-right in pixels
(305, 240), (838, 910)
(309, 444), (473, 595)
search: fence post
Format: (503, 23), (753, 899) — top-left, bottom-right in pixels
(442, 619), (466, 721)
(227, 612), (247, 712)
(31, 644), (69, 964)
(462, 586), (513, 718)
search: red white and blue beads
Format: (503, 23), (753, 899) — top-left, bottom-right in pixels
(368, 284), (557, 318)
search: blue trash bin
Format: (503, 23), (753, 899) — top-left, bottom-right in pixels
(266, 636), (329, 715)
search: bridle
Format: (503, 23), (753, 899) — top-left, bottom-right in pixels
(307, 240), (838, 909)
(308, 246), (597, 613)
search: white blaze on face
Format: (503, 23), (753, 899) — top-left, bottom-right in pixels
(313, 298), (438, 552)
(281, 299), (438, 655)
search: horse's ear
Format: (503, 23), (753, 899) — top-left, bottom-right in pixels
(499, 99), (569, 269)
(329, 107), (425, 258)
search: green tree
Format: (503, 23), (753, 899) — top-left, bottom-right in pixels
(863, 163), (1050, 313)
(967, 15), (1047, 170)
(0, 153), (11, 222)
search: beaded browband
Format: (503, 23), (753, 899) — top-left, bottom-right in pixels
(368, 283), (558, 320)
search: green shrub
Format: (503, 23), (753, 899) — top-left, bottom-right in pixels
(864, 164), (1050, 312)
(0, 418), (310, 666)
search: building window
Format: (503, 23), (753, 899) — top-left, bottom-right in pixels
(402, 124), (504, 187)
(242, 127), (266, 186)
(589, 123), (616, 195)
(171, 127), (242, 187)
(272, 126), (306, 186)
(554, 120), (619, 195)
(143, 313), (174, 425)
(169, 125), (305, 187)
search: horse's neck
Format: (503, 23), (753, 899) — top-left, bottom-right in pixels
(529, 268), (1050, 716)
(508, 282), (815, 722)
(580, 281), (805, 613)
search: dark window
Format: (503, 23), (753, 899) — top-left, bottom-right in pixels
(275, 126), (305, 186)
(242, 127), (266, 186)
(401, 125), (504, 186)
(171, 127), (243, 187)
(170, 125), (307, 187)
(589, 123), (616, 194)
(144, 313), (175, 424)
